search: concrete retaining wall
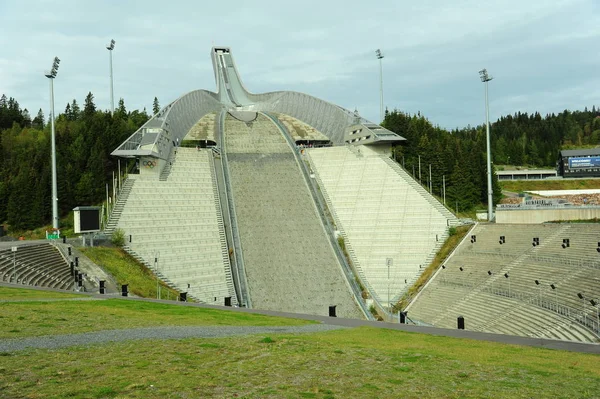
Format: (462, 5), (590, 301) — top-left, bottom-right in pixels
(496, 207), (600, 223)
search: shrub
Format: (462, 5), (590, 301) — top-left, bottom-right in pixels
(111, 228), (125, 247)
(448, 226), (457, 236)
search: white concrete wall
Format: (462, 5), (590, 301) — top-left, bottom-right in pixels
(496, 208), (600, 223)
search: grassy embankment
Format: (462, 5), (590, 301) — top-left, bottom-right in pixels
(0, 286), (313, 339)
(396, 225), (470, 311)
(0, 286), (598, 398)
(80, 247), (180, 300)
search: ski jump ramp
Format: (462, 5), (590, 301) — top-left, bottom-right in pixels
(111, 47), (456, 319)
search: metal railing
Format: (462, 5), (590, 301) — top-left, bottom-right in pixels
(217, 109), (251, 308)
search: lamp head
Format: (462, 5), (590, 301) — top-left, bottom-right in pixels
(479, 68), (493, 82)
(107, 39), (115, 50)
(375, 49), (383, 59)
(45, 56), (60, 78)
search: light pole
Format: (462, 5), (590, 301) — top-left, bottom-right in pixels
(386, 258), (392, 315)
(590, 299), (599, 333)
(479, 68), (494, 222)
(45, 57), (60, 230)
(578, 293), (586, 326)
(443, 175), (446, 205)
(375, 49), (384, 123)
(11, 246), (17, 283)
(155, 251), (160, 299)
(550, 284), (558, 312)
(504, 273), (510, 297)
(107, 39), (115, 115)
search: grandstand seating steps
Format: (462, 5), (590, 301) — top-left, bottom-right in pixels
(184, 112), (216, 142)
(0, 244), (74, 290)
(117, 148), (237, 305)
(407, 223), (600, 343)
(306, 145), (457, 306)
(273, 113), (329, 142)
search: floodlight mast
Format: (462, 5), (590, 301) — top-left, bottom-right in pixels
(376, 49), (384, 123)
(479, 68), (494, 222)
(107, 39), (115, 115)
(45, 57), (60, 229)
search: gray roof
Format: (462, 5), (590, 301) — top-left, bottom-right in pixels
(112, 47), (407, 159)
(560, 148), (600, 157)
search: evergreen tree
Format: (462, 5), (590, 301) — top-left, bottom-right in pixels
(116, 98), (127, 119)
(32, 109), (45, 129)
(71, 99), (81, 120)
(21, 108), (31, 127)
(64, 103), (72, 120)
(152, 97), (160, 115)
(83, 92), (96, 117)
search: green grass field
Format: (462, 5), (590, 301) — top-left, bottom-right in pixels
(0, 286), (83, 300)
(1, 326), (598, 398)
(0, 287), (598, 398)
(0, 287), (311, 339)
(501, 179), (600, 192)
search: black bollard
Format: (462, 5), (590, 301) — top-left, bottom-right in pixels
(121, 284), (128, 297)
(457, 316), (465, 330)
(99, 280), (105, 294)
(329, 305), (337, 317)
(400, 311), (407, 324)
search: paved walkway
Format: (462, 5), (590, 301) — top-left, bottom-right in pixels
(0, 325), (346, 353)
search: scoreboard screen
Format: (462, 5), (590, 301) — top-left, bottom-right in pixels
(74, 207), (101, 234)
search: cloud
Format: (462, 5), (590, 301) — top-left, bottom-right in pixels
(0, 0), (599, 129)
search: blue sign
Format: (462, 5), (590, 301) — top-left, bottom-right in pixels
(568, 156), (600, 169)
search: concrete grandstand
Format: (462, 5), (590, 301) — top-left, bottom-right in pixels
(109, 47), (458, 318)
(406, 223), (600, 343)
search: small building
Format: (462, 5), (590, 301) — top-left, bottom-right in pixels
(558, 149), (600, 178)
(496, 169), (557, 181)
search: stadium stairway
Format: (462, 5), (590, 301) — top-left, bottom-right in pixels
(306, 145), (459, 308)
(115, 148), (237, 305)
(159, 150), (176, 181)
(222, 112), (364, 318)
(105, 178), (135, 235)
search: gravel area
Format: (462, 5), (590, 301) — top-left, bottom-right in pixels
(0, 324), (348, 353)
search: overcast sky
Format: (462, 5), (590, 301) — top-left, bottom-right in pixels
(1, 0), (599, 129)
